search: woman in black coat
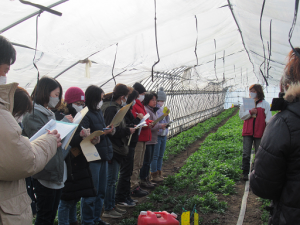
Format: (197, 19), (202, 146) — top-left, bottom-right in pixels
(250, 48), (300, 225)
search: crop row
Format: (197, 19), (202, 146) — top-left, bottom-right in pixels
(121, 110), (244, 224)
(164, 107), (236, 160)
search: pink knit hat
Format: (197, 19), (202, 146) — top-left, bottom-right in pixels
(64, 87), (85, 104)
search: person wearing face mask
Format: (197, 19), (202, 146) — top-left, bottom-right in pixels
(80, 85), (113, 225)
(150, 87), (170, 182)
(101, 84), (136, 218)
(56, 86), (94, 225)
(130, 82), (153, 197)
(140, 92), (167, 189)
(22, 76), (68, 225)
(115, 87), (144, 207)
(0, 36), (61, 225)
(239, 84), (271, 181)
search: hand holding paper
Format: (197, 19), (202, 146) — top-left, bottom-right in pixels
(80, 130), (104, 162)
(48, 130), (62, 148)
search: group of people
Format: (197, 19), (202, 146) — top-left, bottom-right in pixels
(2, 35), (300, 225)
(0, 35), (170, 225)
(239, 48), (300, 224)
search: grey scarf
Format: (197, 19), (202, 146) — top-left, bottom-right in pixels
(34, 103), (55, 121)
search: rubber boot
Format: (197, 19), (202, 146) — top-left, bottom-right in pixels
(151, 171), (164, 182)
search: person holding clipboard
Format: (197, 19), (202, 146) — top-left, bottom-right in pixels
(239, 84), (272, 181)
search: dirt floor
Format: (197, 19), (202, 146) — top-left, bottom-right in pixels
(102, 108), (265, 225)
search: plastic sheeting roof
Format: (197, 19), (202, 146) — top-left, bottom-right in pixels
(1, 0), (299, 93)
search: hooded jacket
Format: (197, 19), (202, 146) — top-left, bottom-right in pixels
(131, 99), (152, 142)
(22, 105), (65, 184)
(0, 83), (57, 225)
(101, 100), (130, 158)
(250, 83), (300, 224)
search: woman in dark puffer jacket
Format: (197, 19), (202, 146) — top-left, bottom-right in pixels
(250, 48), (300, 225)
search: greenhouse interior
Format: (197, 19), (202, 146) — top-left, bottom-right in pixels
(1, 0), (300, 224)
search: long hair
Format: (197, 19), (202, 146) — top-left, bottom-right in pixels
(249, 84), (265, 100)
(283, 47), (300, 89)
(103, 84), (129, 101)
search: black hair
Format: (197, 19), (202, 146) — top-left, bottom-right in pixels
(144, 91), (157, 106)
(127, 89), (139, 104)
(85, 85), (104, 111)
(103, 83), (129, 101)
(31, 76), (62, 106)
(0, 36), (16, 65)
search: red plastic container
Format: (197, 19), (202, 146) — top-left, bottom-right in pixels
(137, 211), (179, 225)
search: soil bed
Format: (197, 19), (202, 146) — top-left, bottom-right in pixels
(103, 108), (264, 225)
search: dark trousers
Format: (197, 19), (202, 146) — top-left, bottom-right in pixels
(26, 177), (37, 215)
(140, 144), (155, 180)
(115, 146), (135, 202)
(242, 136), (261, 174)
(33, 179), (62, 225)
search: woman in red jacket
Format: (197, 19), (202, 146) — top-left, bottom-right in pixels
(239, 84), (272, 181)
(130, 83), (152, 197)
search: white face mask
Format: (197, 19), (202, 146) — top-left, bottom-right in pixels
(48, 97), (60, 108)
(0, 76), (7, 85)
(72, 103), (83, 113)
(14, 115), (23, 123)
(121, 96), (127, 106)
(137, 95), (145, 102)
(157, 102), (164, 108)
(97, 100), (103, 110)
(250, 92), (257, 99)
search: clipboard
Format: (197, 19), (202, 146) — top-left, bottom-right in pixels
(110, 102), (133, 128)
(80, 130), (104, 162)
(63, 106), (89, 149)
(152, 107), (170, 125)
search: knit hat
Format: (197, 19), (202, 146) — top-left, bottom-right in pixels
(157, 87), (167, 101)
(133, 82), (146, 94)
(64, 87), (85, 104)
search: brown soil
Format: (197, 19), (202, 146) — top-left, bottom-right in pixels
(102, 108), (265, 225)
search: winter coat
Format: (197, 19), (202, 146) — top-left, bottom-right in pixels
(60, 105), (96, 201)
(145, 105), (163, 145)
(125, 108), (141, 148)
(0, 83), (57, 225)
(131, 99), (152, 142)
(250, 83), (300, 224)
(101, 101), (131, 164)
(80, 108), (113, 161)
(239, 99), (272, 138)
(23, 105), (65, 183)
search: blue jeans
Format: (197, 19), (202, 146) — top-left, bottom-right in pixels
(140, 144), (155, 180)
(104, 159), (121, 211)
(81, 160), (108, 225)
(151, 136), (167, 172)
(58, 199), (78, 225)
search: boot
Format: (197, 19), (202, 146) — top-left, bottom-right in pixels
(151, 171), (164, 182)
(158, 170), (165, 179)
(140, 179), (155, 189)
(147, 176), (157, 186)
